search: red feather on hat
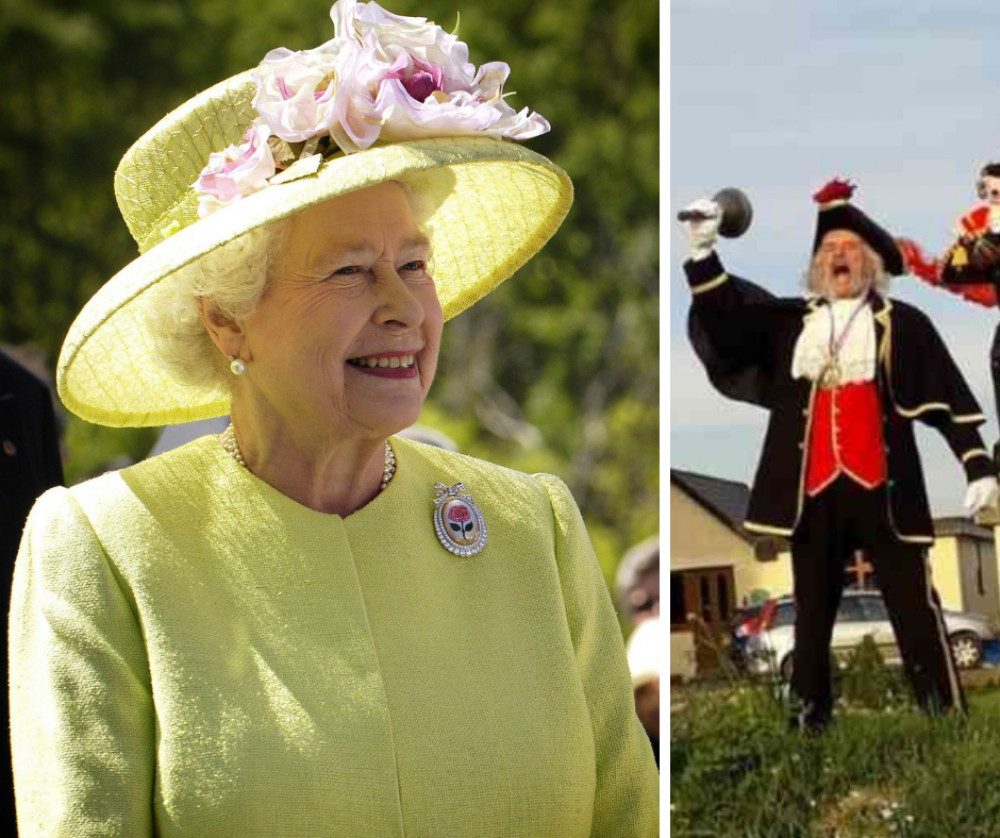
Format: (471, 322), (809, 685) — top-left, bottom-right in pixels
(813, 178), (855, 205)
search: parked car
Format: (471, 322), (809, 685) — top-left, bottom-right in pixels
(732, 590), (998, 680)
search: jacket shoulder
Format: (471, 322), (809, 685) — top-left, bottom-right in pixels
(885, 297), (934, 325)
(394, 436), (554, 495)
(59, 437), (219, 530)
(392, 436), (570, 528)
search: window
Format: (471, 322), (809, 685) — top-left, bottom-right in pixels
(670, 572), (687, 628)
(976, 541), (986, 597)
(717, 574), (730, 621)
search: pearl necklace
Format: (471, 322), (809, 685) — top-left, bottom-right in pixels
(220, 423), (396, 492)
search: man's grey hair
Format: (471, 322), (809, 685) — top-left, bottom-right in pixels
(803, 242), (891, 299)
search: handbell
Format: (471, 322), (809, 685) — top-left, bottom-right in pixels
(677, 187), (753, 238)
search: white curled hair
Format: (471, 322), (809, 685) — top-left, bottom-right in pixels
(142, 181), (434, 392)
(143, 221), (290, 391)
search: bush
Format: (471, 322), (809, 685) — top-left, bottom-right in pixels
(837, 635), (911, 711)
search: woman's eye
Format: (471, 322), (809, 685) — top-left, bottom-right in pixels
(333, 265), (363, 276)
(401, 260), (425, 272)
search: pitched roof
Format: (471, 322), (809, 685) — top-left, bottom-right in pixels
(670, 468), (753, 541)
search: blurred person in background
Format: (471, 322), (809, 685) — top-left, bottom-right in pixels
(1, 346), (64, 831)
(8, 2), (659, 835)
(615, 534), (659, 628)
(626, 615), (660, 769)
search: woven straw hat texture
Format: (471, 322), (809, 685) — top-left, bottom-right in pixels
(57, 71), (573, 427)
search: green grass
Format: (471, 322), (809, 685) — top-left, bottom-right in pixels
(671, 669), (1000, 837)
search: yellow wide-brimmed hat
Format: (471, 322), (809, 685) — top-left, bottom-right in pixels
(57, 0), (573, 428)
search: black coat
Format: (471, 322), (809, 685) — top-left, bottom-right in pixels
(1, 350), (64, 563)
(685, 252), (994, 542)
(1, 349), (64, 827)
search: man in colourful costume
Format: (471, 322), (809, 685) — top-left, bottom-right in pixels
(902, 162), (1000, 467)
(679, 179), (999, 732)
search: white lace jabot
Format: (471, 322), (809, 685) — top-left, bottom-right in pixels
(791, 298), (876, 384)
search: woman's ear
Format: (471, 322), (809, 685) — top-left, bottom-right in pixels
(197, 299), (246, 361)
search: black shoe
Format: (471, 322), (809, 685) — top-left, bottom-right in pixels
(788, 701), (831, 736)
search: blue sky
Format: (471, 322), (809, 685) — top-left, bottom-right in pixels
(669, 0), (1000, 515)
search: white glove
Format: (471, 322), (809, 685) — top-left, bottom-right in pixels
(964, 475), (999, 517)
(680, 197), (721, 261)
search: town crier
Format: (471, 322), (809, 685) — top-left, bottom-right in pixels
(679, 179), (999, 732)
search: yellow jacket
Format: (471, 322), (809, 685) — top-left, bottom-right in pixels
(10, 435), (658, 836)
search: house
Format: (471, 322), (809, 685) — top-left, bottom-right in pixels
(669, 469), (792, 682)
(671, 469), (1000, 682)
(930, 517), (999, 620)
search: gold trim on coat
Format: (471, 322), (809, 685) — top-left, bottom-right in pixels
(744, 520), (795, 537)
(690, 272), (728, 295)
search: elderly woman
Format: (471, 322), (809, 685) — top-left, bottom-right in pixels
(8, 2), (659, 835)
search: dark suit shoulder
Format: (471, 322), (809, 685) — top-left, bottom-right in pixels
(884, 296), (934, 325)
(0, 350), (51, 400)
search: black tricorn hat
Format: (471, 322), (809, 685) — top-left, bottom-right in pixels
(812, 179), (904, 275)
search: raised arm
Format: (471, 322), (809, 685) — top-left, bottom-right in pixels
(680, 198), (782, 409)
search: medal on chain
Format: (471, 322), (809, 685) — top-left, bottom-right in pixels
(822, 299), (867, 389)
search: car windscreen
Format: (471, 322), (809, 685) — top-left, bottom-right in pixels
(858, 595), (889, 622)
(836, 597), (867, 622)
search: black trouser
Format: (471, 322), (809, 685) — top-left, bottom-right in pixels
(790, 477), (965, 723)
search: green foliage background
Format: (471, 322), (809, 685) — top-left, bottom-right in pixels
(0, 0), (659, 589)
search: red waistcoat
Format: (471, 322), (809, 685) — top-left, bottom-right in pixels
(804, 380), (887, 496)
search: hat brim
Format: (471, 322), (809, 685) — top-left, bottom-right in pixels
(57, 135), (572, 427)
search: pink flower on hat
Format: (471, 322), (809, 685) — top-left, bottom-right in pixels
(328, 0), (549, 151)
(251, 45), (345, 143)
(195, 123), (276, 217)
(371, 56), (548, 145)
(194, 0), (551, 214)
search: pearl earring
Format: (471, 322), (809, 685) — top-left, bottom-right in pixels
(229, 355), (247, 376)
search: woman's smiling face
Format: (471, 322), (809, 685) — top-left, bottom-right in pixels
(237, 181), (443, 442)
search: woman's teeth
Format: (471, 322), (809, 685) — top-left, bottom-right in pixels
(348, 354), (415, 369)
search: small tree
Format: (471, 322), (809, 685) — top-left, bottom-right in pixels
(837, 635), (911, 711)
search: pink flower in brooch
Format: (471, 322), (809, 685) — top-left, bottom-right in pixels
(195, 123), (276, 217)
(447, 503), (475, 539)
